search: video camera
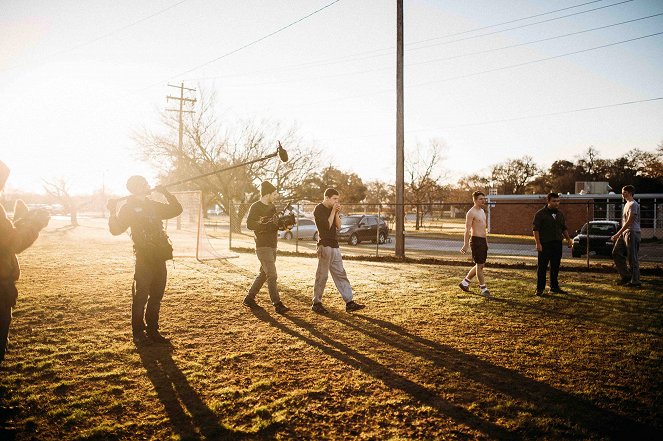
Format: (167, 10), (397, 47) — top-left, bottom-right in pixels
(276, 203), (297, 231)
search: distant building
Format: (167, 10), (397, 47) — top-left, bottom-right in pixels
(486, 193), (662, 239)
(575, 181), (611, 194)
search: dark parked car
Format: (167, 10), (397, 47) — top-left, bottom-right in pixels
(337, 215), (390, 245)
(571, 220), (620, 257)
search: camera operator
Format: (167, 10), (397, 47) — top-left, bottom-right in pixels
(0, 160), (50, 364)
(107, 175), (182, 344)
(243, 181), (290, 314)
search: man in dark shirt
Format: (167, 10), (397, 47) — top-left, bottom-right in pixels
(312, 188), (365, 314)
(243, 181), (289, 314)
(532, 192), (573, 296)
(108, 175), (182, 344)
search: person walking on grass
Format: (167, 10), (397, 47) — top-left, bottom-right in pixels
(532, 192), (573, 296)
(243, 181), (290, 314)
(107, 176), (182, 345)
(311, 188), (365, 314)
(0, 160), (50, 364)
(459, 191), (491, 298)
(611, 185), (641, 288)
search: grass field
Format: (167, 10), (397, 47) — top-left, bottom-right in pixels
(0, 219), (661, 440)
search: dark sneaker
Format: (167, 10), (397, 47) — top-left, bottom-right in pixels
(147, 331), (170, 344)
(243, 297), (260, 308)
(274, 302), (290, 314)
(458, 282), (471, 292)
(616, 276), (630, 286)
(480, 288), (492, 298)
(550, 288), (567, 294)
(132, 331), (149, 345)
(311, 303), (328, 314)
(535, 290), (544, 296)
(626, 282), (642, 288)
(346, 301), (366, 312)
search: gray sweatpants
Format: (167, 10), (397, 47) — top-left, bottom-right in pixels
(247, 247), (281, 305)
(612, 231), (641, 284)
(313, 246), (353, 305)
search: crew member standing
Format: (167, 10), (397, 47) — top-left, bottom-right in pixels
(0, 160), (50, 363)
(107, 176), (182, 344)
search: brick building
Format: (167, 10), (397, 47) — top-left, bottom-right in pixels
(487, 194), (662, 239)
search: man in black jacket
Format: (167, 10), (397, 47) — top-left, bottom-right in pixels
(108, 176), (182, 344)
(0, 161), (50, 363)
(243, 181), (289, 314)
(532, 192), (573, 296)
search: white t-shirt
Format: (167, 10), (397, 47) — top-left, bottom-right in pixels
(623, 200), (641, 233)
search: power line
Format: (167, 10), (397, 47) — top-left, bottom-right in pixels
(285, 30), (663, 108)
(410, 31), (663, 89)
(2, 0), (189, 72)
(414, 97), (663, 131)
(200, 13), (663, 89)
(409, 0), (628, 46)
(183, 0), (634, 83)
(407, 0), (636, 53)
(165, 0), (343, 81)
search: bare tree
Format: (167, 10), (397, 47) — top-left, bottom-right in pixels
(405, 139), (447, 229)
(43, 177), (79, 226)
(490, 156), (540, 194)
(133, 87), (320, 231)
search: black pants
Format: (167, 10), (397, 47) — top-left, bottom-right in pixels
(0, 280), (18, 362)
(132, 255), (167, 334)
(537, 240), (563, 291)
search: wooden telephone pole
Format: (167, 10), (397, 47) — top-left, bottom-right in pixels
(166, 83), (197, 149)
(395, 0), (405, 258)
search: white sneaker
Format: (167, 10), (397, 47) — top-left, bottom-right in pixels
(481, 288), (491, 298)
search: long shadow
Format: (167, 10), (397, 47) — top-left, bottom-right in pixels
(327, 312), (661, 439)
(249, 308), (516, 439)
(487, 292), (663, 337)
(136, 343), (247, 440)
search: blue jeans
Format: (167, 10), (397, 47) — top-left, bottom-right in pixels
(247, 247), (281, 305)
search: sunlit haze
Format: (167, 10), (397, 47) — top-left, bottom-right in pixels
(1, 0), (662, 195)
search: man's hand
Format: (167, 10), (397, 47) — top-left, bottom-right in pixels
(566, 238), (573, 248)
(333, 202), (341, 212)
(106, 199), (118, 213)
(460, 245), (468, 254)
(610, 233), (619, 242)
(29, 209), (50, 230)
(154, 185), (168, 195)
(535, 243), (543, 252)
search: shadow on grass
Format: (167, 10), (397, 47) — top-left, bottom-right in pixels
(137, 343), (252, 441)
(329, 312), (661, 440)
(487, 286), (663, 337)
(249, 307), (515, 439)
(0, 382), (18, 441)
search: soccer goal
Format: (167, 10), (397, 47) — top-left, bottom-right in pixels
(160, 190), (237, 260)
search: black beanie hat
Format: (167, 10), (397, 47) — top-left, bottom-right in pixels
(260, 181), (277, 196)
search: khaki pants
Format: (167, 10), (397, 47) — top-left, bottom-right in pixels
(313, 246), (353, 305)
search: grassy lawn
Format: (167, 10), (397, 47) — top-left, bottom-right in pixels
(0, 219), (661, 440)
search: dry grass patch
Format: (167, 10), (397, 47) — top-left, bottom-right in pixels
(0, 219), (661, 439)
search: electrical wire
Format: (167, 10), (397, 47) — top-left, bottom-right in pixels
(167, 0), (343, 81)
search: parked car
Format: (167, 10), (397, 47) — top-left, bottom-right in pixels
(571, 220), (620, 257)
(278, 217), (319, 241)
(337, 214), (390, 245)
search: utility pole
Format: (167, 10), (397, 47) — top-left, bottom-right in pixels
(395, 0), (405, 259)
(166, 82), (197, 149)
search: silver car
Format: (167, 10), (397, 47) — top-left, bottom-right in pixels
(278, 217), (319, 241)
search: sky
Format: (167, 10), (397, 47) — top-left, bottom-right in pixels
(1, 0), (662, 195)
